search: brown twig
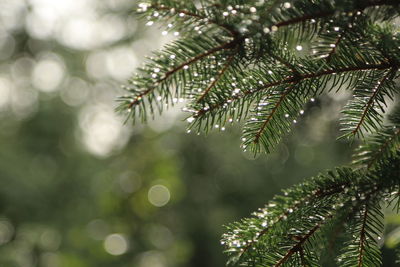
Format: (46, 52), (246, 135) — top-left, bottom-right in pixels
(357, 205), (369, 267)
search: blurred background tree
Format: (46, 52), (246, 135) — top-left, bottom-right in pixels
(0, 0), (398, 266)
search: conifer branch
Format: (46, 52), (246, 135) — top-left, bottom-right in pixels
(253, 85), (295, 144)
(272, 0), (395, 29)
(195, 62), (394, 119)
(128, 38), (240, 109)
(299, 247), (306, 267)
(347, 68), (397, 137)
(357, 205), (369, 267)
(366, 128), (400, 169)
(325, 13), (359, 63)
(148, 4), (236, 35)
(196, 51), (237, 103)
(275, 223), (322, 267)
(120, 2), (400, 264)
(274, 10), (333, 28)
(267, 51), (299, 75)
(238, 179), (352, 260)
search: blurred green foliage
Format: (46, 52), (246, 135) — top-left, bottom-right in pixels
(0, 0), (398, 266)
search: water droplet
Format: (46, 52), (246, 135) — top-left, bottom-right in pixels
(183, 65), (189, 70)
(170, 55), (176, 59)
(300, 110), (304, 115)
(263, 27), (270, 33)
(138, 3), (149, 11)
(146, 21), (154, 26)
(296, 45), (303, 51)
(283, 2), (291, 8)
(162, 31), (168, 36)
(174, 32), (180, 36)
(334, 26), (340, 31)
(187, 117), (195, 123)
(285, 114), (289, 118)
(271, 26), (278, 32)
(223, 11), (229, 16)
(250, 7), (257, 13)
(179, 13), (185, 17)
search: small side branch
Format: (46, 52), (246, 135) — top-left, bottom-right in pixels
(195, 62), (394, 119)
(197, 52), (236, 103)
(128, 38), (241, 108)
(325, 12), (359, 62)
(267, 51), (299, 75)
(273, 0), (397, 29)
(253, 85), (295, 144)
(149, 4), (236, 36)
(239, 180), (350, 259)
(274, 223), (322, 267)
(366, 128), (400, 169)
(357, 205), (369, 267)
(351, 69), (396, 136)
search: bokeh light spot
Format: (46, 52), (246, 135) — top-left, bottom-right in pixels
(148, 185), (170, 207)
(0, 77), (11, 109)
(0, 219), (14, 245)
(103, 233), (128, 256)
(79, 105), (130, 157)
(32, 58), (65, 92)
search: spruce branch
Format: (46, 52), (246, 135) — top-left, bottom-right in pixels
(222, 154), (399, 266)
(117, 2), (400, 265)
(325, 12), (359, 63)
(121, 0), (400, 153)
(357, 205), (369, 267)
(195, 62), (394, 119)
(340, 68), (398, 138)
(127, 38), (240, 109)
(144, 3), (237, 35)
(353, 104), (400, 169)
(196, 51), (237, 103)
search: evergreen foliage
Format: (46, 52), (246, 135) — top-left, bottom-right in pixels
(118, 0), (400, 265)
